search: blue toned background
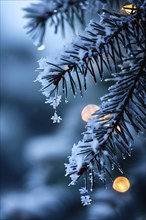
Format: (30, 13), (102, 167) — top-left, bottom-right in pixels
(0, 1), (146, 220)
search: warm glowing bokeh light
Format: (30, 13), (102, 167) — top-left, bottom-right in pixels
(81, 104), (100, 122)
(122, 4), (137, 14)
(113, 176), (130, 193)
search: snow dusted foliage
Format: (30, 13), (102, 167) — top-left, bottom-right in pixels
(24, 0), (146, 205)
(35, 57), (63, 121)
(36, 1), (146, 101)
(65, 56), (146, 203)
(23, 0), (121, 48)
(23, 0), (89, 48)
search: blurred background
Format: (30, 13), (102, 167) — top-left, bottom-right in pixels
(0, 1), (146, 220)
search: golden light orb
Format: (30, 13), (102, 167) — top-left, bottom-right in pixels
(113, 176), (130, 193)
(122, 4), (137, 14)
(81, 104), (100, 122)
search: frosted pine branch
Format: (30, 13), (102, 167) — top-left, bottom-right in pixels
(23, 0), (146, 206)
(37, 3), (146, 101)
(65, 54), (146, 202)
(23, 0), (88, 47)
(23, 0), (123, 48)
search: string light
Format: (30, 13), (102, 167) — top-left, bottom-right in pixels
(122, 4), (137, 14)
(81, 104), (100, 122)
(113, 176), (130, 193)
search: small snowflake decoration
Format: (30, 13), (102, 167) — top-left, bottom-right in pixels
(51, 112), (62, 123)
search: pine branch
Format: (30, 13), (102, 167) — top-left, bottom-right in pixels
(65, 53), (146, 189)
(37, 3), (146, 100)
(23, 0), (122, 48)
(65, 1), (146, 204)
(23, 0), (88, 47)
(22, 0), (146, 206)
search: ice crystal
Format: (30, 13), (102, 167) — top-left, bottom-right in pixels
(81, 195), (92, 206)
(64, 162), (76, 176)
(98, 170), (106, 182)
(91, 138), (99, 153)
(79, 187), (88, 194)
(45, 95), (62, 109)
(51, 112), (62, 123)
(69, 173), (79, 186)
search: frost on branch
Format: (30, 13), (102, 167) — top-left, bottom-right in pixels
(79, 187), (88, 194)
(23, 0), (89, 48)
(23, 0), (121, 48)
(65, 54), (146, 204)
(36, 2), (146, 110)
(35, 57), (63, 122)
(45, 95), (61, 109)
(24, 0), (146, 206)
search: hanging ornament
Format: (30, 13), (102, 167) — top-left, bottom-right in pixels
(81, 104), (100, 122)
(113, 176), (130, 193)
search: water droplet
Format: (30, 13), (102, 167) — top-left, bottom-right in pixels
(111, 164), (115, 170)
(37, 45), (45, 51)
(65, 98), (68, 103)
(122, 153), (126, 159)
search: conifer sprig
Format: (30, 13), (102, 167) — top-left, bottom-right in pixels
(23, 0), (88, 47)
(23, 0), (146, 205)
(65, 54), (146, 189)
(38, 4), (145, 100)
